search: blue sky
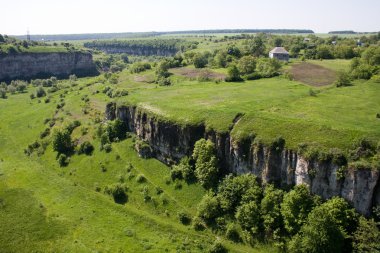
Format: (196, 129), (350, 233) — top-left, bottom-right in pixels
(2, 0), (380, 35)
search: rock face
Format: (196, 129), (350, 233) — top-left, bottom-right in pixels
(106, 103), (380, 216)
(85, 45), (177, 56)
(0, 52), (98, 81)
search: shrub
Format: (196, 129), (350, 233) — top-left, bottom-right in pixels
(35, 86), (46, 97)
(136, 174), (146, 183)
(196, 192), (220, 224)
(208, 239), (228, 253)
(170, 166), (183, 181)
(237, 55), (256, 75)
(225, 64), (242, 82)
(0, 88), (6, 99)
(335, 71), (352, 87)
(52, 129), (72, 154)
(103, 143), (112, 153)
(171, 157), (194, 181)
(104, 183), (128, 204)
(39, 128), (50, 139)
(57, 153), (69, 167)
(193, 53), (208, 68)
(225, 223), (241, 242)
(256, 58), (281, 78)
(178, 212), (191, 225)
(192, 216), (206, 231)
(78, 141), (94, 155)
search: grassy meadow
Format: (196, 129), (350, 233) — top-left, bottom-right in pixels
(0, 77), (274, 252)
(116, 60), (380, 150)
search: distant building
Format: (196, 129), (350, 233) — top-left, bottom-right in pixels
(269, 47), (289, 61)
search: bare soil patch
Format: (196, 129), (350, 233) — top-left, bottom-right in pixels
(170, 67), (226, 81)
(291, 62), (337, 86)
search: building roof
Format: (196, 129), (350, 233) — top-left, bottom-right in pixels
(269, 47), (289, 54)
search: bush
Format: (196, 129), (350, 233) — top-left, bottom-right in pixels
(178, 212), (191, 225)
(130, 62), (151, 73)
(196, 192), (220, 224)
(136, 174), (146, 183)
(104, 183), (128, 204)
(255, 58), (281, 78)
(225, 223), (241, 242)
(238, 55), (256, 75)
(78, 141), (94, 155)
(193, 53), (208, 68)
(103, 143), (112, 153)
(335, 71), (352, 87)
(171, 157), (194, 181)
(225, 64), (242, 82)
(208, 239), (228, 253)
(57, 153), (69, 167)
(35, 86), (46, 97)
(52, 129), (72, 154)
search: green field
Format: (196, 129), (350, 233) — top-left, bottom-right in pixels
(116, 63), (380, 150)
(0, 78), (275, 252)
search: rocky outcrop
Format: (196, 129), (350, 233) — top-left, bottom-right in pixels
(85, 45), (177, 56)
(106, 103), (380, 216)
(0, 51), (98, 82)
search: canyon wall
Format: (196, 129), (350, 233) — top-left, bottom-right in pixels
(0, 52), (98, 82)
(106, 103), (380, 216)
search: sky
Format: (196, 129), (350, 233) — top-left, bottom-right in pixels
(2, 0), (380, 35)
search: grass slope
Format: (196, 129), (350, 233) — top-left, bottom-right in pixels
(118, 68), (380, 150)
(0, 81), (269, 252)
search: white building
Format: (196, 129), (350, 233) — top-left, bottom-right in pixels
(269, 47), (289, 62)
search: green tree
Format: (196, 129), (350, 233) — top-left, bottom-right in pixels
(256, 58), (281, 78)
(237, 56), (256, 75)
(353, 217), (380, 253)
(335, 71), (352, 87)
(0, 88), (6, 99)
(155, 60), (170, 78)
(196, 192), (220, 224)
(281, 185), (318, 235)
(214, 50), (228, 68)
(192, 139), (219, 188)
(35, 86), (46, 97)
(236, 201), (262, 235)
(225, 64), (242, 82)
(0, 34), (5, 43)
(288, 204), (345, 253)
(193, 53), (208, 68)
(52, 129), (72, 154)
(245, 36), (266, 57)
(261, 184), (284, 239)
(217, 174), (262, 214)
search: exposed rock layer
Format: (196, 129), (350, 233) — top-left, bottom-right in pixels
(106, 103), (380, 216)
(0, 52), (98, 81)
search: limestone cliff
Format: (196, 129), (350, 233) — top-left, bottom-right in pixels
(0, 52), (98, 82)
(106, 103), (380, 216)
